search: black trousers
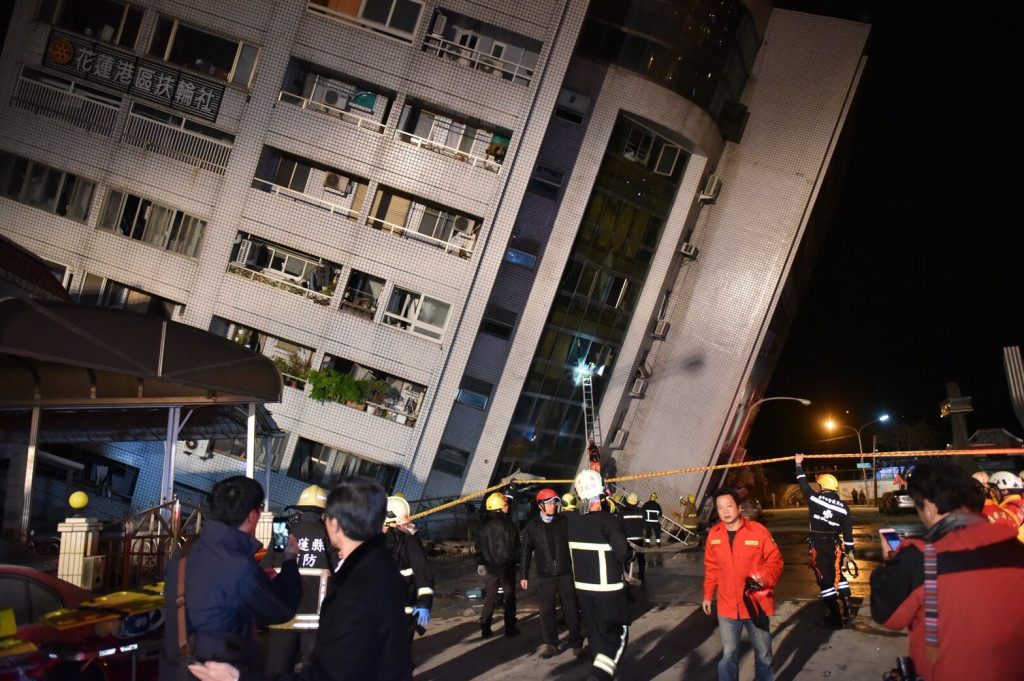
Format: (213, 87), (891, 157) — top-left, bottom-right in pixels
(577, 589), (629, 681)
(534, 573), (583, 648)
(643, 523), (661, 545)
(265, 629), (316, 675)
(481, 566), (517, 626)
(809, 534), (850, 599)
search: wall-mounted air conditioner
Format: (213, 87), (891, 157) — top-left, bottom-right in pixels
(323, 172), (350, 195)
(235, 238), (262, 267)
(680, 242), (698, 259)
(453, 216), (474, 234)
(638, 361), (653, 379)
(311, 80), (349, 110)
(432, 13), (447, 34)
(652, 319), (670, 339)
(611, 429), (629, 448)
(630, 378), (648, 398)
(699, 174), (722, 203)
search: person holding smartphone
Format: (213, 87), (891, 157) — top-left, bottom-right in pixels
(870, 460), (1024, 681)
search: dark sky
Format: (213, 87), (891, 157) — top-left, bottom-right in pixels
(748, 1), (1024, 458)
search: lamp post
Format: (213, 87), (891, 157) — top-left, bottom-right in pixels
(730, 396), (812, 463)
(825, 414), (889, 502)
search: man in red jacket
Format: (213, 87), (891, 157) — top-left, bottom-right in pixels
(702, 487), (783, 681)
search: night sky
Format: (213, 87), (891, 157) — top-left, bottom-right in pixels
(747, 1), (1024, 460)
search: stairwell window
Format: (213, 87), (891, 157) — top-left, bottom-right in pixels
(456, 376), (492, 410)
(98, 189), (206, 257)
(383, 287), (451, 341)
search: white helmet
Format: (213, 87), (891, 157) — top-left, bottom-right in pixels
(990, 471), (1023, 491)
(385, 495), (411, 526)
(574, 469), (605, 501)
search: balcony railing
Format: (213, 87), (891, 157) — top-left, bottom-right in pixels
(278, 91), (386, 134)
(339, 287), (378, 320)
(121, 112), (233, 174)
(366, 215), (477, 258)
(251, 178), (360, 219)
(394, 130), (500, 172)
(227, 263), (334, 305)
(423, 34), (534, 85)
(12, 76), (120, 137)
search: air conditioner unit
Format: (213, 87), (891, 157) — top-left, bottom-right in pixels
(680, 242), (699, 259)
(652, 319), (670, 339)
(556, 88), (591, 117)
(699, 174), (722, 203)
(630, 378), (648, 398)
(453, 216), (474, 234)
(611, 429), (629, 448)
(234, 238), (262, 267)
(311, 81), (349, 111)
(638, 361), (653, 379)
(432, 13), (447, 34)
(323, 172), (350, 195)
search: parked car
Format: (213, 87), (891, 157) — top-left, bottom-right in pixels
(740, 498), (762, 522)
(879, 490), (915, 515)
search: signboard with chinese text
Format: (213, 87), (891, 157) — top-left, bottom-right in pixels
(43, 29), (225, 122)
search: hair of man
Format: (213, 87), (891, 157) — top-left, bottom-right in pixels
(325, 476), (387, 542)
(906, 460), (984, 514)
(207, 475), (264, 527)
(713, 486), (741, 507)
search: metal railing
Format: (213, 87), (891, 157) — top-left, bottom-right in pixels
(423, 34), (535, 85)
(227, 263), (334, 306)
(251, 177), (360, 219)
(98, 499), (204, 590)
(394, 129), (501, 172)
(366, 215), (477, 258)
(278, 91), (386, 134)
(12, 77), (120, 137)
(121, 112), (233, 174)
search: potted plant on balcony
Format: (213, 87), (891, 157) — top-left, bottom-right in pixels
(306, 368), (368, 409)
(273, 353), (311, 389)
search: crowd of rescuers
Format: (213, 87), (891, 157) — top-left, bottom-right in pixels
(170, 458), (1024, 681)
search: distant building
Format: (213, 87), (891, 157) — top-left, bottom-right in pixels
(0, 0), (868, 531)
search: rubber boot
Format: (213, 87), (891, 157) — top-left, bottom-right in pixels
(840, 595), (854, 620)
(822, 596), (843, 629)
(480, 618), (493, 639)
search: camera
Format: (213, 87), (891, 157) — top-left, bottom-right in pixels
(883, 656), (922, 681)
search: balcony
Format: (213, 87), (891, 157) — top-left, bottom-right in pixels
(251, 177), (361, 221)
(227, 234), (339, 306)
(367, 190), (480, 258)
(278, 90), (387, 135)
(11, 71), (120, 137)
(394, 129), (501, 173)
(121, 105), (234, 175)
(421, 10), (541, 87)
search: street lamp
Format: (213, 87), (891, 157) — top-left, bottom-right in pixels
(730, 396), (812, 463)
(825, 414), (889, 502)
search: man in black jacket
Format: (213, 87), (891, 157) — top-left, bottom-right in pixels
(384, 495), (434, 642)
(519, 488), (583, 659)
(476, 491), (521, 638)
(619, 493), (646, 583)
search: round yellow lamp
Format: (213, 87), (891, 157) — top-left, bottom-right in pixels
(69, 491), (89, 509)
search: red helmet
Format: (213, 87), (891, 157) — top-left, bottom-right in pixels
(536, 488), (559, 503)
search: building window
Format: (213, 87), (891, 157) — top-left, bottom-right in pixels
(46, 260), (74, 292)
(505, 238), (540, 270)
(367, 187), (480, 256)
(382, 287), (451, 341)
(210, 316), (314, 389)
(307, 0), (423, 43)
(432, 443), (470, 478)
(340, 269), (384, 320)
(480, 304), (516, 340)
(288, 437), (399, 491)
(0, 151), (95, 222)
(423, 9), (541, 85)
(38, 0), (144, 48)
(206, 435), (287, 471)
(147, 15), (260, 87)
(228, 232), (340, 304)
(97, 189), (206, 257)
(77, 273), (180, 319)
(320, 355), (426, 426)
(456, 376), (492, 410)
(528, 165), (564, 200)
(395, 104), (510, 171)
(252, 147), (366, 220)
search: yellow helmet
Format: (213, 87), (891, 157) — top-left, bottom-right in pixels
(688, 494), (696, 504)
(626, 492), (639, 505)
(485, 492), (507, 511)
(650, 492), (658, 501)
(817, 474), (839, 491)
(69, 491), (89, 509)
(297, 484), (327, 509)
(561, 493), (577, 511)
(612, 493), (622, 503)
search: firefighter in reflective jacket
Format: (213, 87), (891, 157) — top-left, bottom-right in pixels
(566, 470), (633, 681)
(795, 454), (854, 628)
(619, 493), (646, 582)
(383, 495), (434, 642)
(642, 493), (663, 565)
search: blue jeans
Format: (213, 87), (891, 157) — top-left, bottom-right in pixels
(717, 616), (774, 681)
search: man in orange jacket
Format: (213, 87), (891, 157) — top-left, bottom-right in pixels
(702, 487), (784, 681)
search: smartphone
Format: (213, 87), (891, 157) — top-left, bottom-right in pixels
(272, 517), (290, 552)
(879, 527), (901, 553)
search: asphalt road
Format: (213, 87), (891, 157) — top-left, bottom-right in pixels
(414, 504), (922, 680)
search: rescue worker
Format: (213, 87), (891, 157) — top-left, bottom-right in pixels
(991, 471), (1024, 542)
(794, 454), (854, 628)
(519, 488), (583, 659)
(619, 492), (646, 583)
(587, 439), (602, 473)
(475, 492), (520, 638)
(383, 495), (434, 643)
(972, 471), (1018, 530)
(681, 494), (700, 535)
(266, 484), (336, 675)
(642, 493), (662, 564)
(566, 470), (632, 681)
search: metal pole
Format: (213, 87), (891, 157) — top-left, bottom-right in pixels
(872, 434), (878, 503)
(20, 406), (41, 545)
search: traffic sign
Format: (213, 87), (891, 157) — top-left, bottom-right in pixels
(856, 462), (873, 469)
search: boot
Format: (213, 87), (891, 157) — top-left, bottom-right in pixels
(822, 596), (843, 630)
(480, 619), (493, 639)
(840, 595), (854, 620)
(539, 644), (557, 659)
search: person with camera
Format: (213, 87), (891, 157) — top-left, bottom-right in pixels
(870, 460), (1024, 681)
(161, 475), (302, 681)
(702, 487), (783, 681)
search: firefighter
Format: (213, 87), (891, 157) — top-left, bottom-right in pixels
(973, 471), (1018, 529)
(620, 492), (646, 583)
(794, 454), (854, 628)
(642, 493), (662, 564)
(588, 439), (602, 473)
(681, 494), (700, 532)
(991, 471), (1024, 542)
(266, 484), (336, 674)
(383, 495), (434, 642)
(566, 470), (632, 681)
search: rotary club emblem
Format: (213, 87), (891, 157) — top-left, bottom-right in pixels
(49, 37), (74, 64)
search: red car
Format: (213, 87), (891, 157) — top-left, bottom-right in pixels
(0, 565), (161, 681)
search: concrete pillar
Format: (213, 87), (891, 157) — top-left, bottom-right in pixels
(57, 516), (101, 589)
(256, 510), (274, 550)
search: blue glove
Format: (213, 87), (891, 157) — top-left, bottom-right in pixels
(412, 607), (430, 627)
